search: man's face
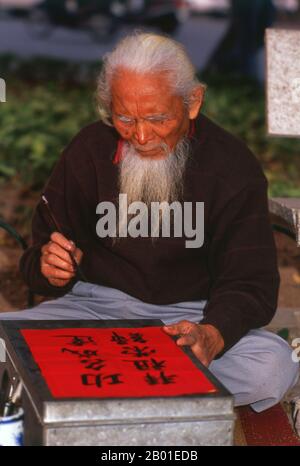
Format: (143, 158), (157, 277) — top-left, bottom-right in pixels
(111, 69), (190, 160)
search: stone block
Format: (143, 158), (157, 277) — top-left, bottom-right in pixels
(266, 28), (300, 137)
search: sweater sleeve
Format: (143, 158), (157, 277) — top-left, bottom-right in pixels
(201, 176), (280, 354)
(19, 137), (94, 297)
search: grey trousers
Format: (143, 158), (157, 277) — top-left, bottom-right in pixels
(0, 281), (298, 412)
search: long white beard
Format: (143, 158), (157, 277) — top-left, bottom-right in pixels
(115, 138), (191, 240)
(119, 138), (190, 206)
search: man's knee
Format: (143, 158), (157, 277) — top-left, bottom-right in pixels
(247, 338), (299, 411)
(210, 331), (299, 410)
(251, 338), (299, 403)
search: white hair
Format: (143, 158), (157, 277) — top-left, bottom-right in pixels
(96, 32), (206, 125)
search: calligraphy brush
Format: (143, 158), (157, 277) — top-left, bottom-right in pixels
(41, 195), (87, 282)
(3, 381), (23, 417)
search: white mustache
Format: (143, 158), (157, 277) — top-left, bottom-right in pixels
(133, 142), (169, 153)
(134, 145), (161, 152)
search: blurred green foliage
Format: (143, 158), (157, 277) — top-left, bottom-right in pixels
(201, 72), (300, 197)
(0, 57), (300, 196)
(0, 82), (96, 188)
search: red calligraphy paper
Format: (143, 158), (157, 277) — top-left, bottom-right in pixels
(21, 327), (218, 398)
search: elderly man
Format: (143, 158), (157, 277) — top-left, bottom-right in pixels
(1, 33), (298, 411)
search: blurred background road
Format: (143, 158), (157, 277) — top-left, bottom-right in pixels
(0, 0), (298, 74)
(0, 0), (229, 70)
(0, 12), (229, 70)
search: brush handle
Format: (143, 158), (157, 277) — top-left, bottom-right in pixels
(41, 195), (87, 282)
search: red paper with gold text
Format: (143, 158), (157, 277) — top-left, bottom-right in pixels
(21, 327), (218, 398)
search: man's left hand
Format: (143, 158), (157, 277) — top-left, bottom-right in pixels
(163, 321), (225, 367)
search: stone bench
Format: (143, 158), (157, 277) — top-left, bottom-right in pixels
(269, 197), (300, 246)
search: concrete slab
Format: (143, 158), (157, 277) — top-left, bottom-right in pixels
(269, 197), (300, 246)
(266, 28), (300, 137)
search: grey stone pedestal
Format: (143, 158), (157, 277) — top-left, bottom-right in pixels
(0, 320), (235, 446)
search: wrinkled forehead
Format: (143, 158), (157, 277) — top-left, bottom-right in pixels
(110, 68), (185, 115)
(111, 68), (178, 99)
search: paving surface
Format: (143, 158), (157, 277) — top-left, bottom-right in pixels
(0, 14), (229, 70)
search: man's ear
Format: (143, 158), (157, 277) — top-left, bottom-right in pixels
(188, 85), (205, 120)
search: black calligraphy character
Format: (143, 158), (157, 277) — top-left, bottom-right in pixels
(144, 373), (159, 385)
(111, 331), (128, 345)
(144, 371), (177, 385)
(61, 348), (105, 371)
(123, 359), (149, 370)
(123, 358), (166, 371)
(81, 373), (123, 387)
(159, 371), (177, 384)
(56, 335), (96, 346)
(81, 374), (102, 387)
(103, 374), (123, 385)
(121, 345), (156, 358)
(80, 358), (106, 371)
(150, 358), (166, 370)
(129, 332), (147, 343)
(61, 348), (98, 358)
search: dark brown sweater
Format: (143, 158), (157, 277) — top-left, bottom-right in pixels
(20, 114), (280, 352)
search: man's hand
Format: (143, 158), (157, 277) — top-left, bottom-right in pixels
(163, 320), (224, 367)
(40, 232), (83, 287)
